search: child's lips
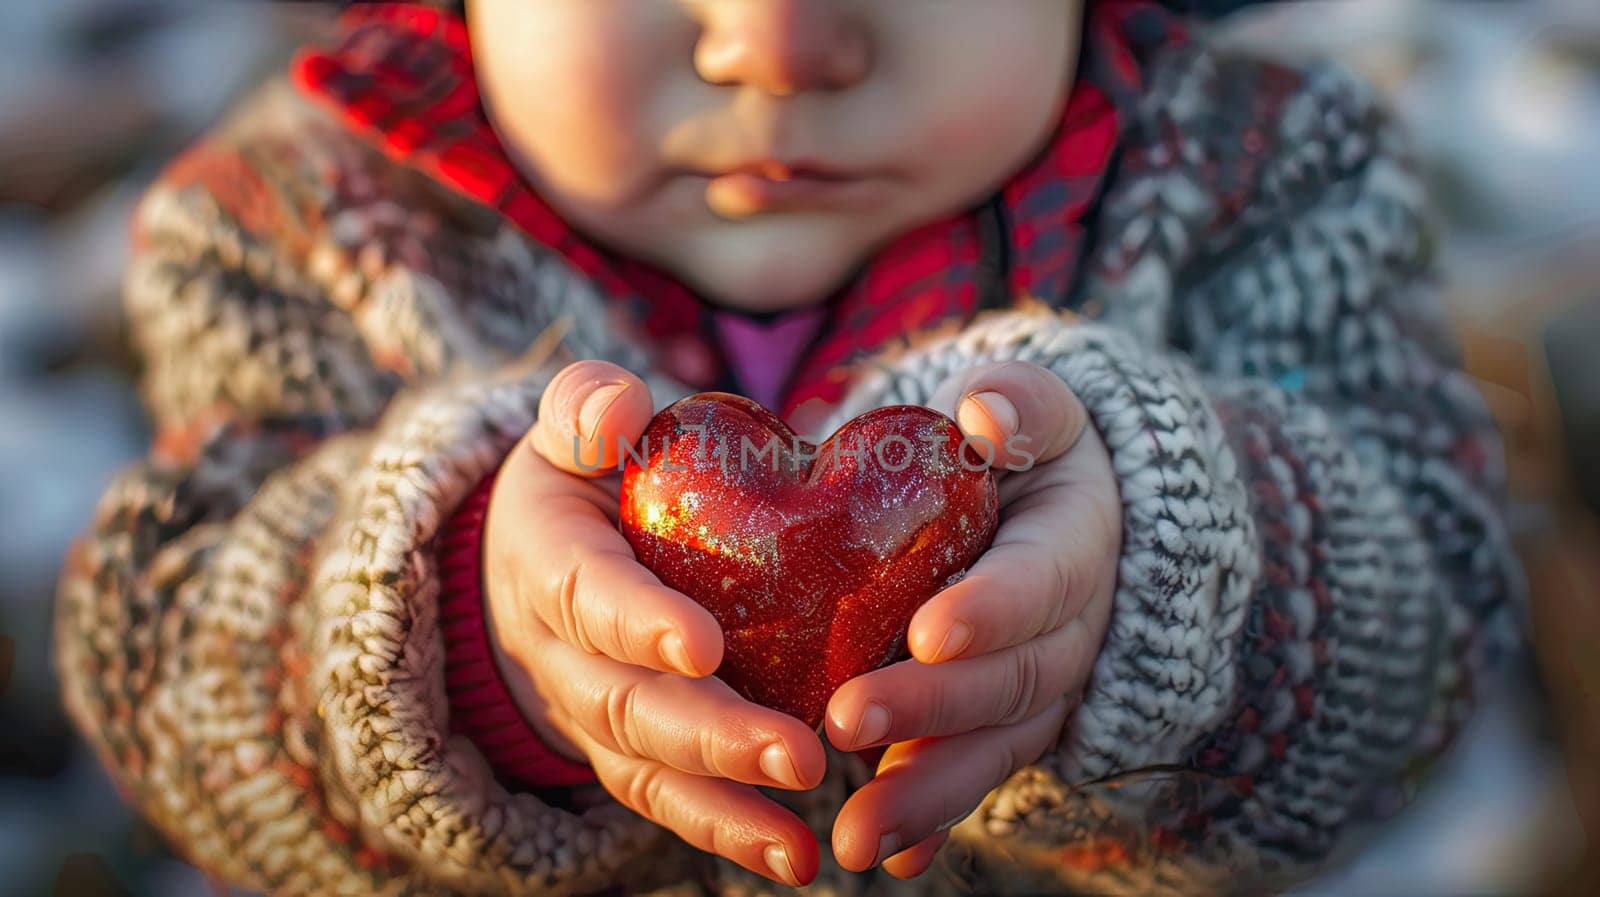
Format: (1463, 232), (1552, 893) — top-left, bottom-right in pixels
(701, 168), (885, 218)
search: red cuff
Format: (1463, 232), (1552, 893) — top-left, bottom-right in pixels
(437, 466), (598, 788)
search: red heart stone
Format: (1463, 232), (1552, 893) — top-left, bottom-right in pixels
(618, 392), (999, 728)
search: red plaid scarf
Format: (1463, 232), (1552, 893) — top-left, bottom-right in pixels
(292, 2), (1185, 426)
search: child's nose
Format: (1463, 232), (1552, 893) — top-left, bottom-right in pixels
(692, 0), (871, 96)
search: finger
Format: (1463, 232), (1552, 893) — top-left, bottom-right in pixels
(881, 831), (948, 880)
(584, 743), (820, 888)
(927, 360), (1087, 472)
(831, 696), (1072, 872)
(516, 512), (725, 675)
(507, 424), (725, 676)
(530, 360), (655, 476)
(907, 469), (1120, 664)
(520, 623), (826, 790)
(826, 615), (1097, 751)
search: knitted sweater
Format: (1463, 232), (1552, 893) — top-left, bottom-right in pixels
(54, 6), (1524, 897)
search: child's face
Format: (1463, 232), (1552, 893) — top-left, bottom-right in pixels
(469, 1), (1081, 312)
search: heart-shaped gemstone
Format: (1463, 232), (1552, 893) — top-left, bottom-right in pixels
(619, 392), (998, 727)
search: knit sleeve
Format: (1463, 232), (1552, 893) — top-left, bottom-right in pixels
(814, 51), (1525, 896)
(53, 81), (674, 897)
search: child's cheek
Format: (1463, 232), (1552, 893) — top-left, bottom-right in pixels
(893, 14), (1076, 200)
(911, 88), (1059, 203)
(473, 3), (669, 211)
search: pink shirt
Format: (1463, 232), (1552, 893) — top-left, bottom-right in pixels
(710, 307), (829, 412)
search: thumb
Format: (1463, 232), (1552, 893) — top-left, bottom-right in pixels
(530, 360), (655, 476)
(931, 361), (1087, 473)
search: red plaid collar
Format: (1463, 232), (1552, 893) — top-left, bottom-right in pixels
(292, 2), (1182, 425)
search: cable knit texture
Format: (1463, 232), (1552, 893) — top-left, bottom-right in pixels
(53, 17), (1524, 897)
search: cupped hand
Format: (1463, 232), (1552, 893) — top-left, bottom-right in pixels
(482, 360), (826, 888)
(823, 360), (1123, 878)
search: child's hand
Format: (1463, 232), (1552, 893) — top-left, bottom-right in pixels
(482, 360), (826, 888)
(823, 361), (1122, 878)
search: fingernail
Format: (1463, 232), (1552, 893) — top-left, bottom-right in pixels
(851, 702), (891, 747)
(874, 831), (903, 866)
(659, 633), (695, 675)
(930, 621), (973, 663)
(764, 843), (800, 887)
(759, 743), (803, 789)
(577, 382), (628, 441)
(960, 390), (1019, 436)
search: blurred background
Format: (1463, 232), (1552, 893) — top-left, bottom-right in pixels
(0, 1), (1596, 894)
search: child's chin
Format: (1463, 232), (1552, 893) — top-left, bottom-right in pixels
(676, 230), (871, 313)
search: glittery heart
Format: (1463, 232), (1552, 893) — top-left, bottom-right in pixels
(619, 392), (999, 728)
